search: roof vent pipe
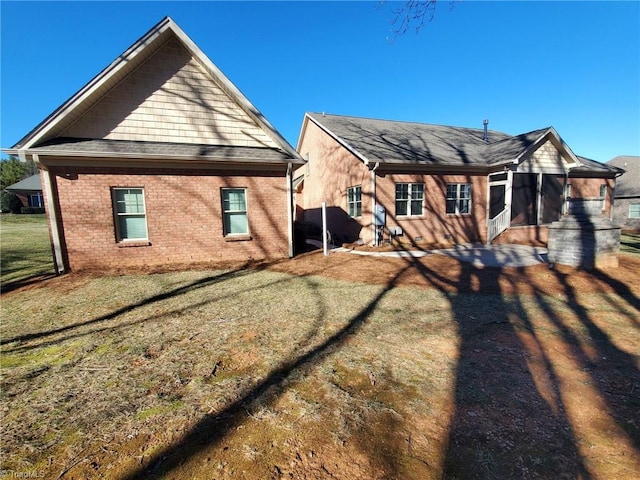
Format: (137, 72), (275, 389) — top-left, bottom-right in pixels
(483, 119), (489, 142)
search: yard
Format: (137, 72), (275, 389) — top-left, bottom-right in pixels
(1, 215), (639, 479)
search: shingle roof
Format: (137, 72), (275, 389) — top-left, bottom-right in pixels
(27, 138), (295, 164)
(5, 174), (41, 192)
(306, 113), (515, 166)
(608, 155), (639, 197)
(305, 113), (618, 175)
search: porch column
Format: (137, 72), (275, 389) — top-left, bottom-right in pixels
(38, 158), (66, 274)
(286, 163), (294, 257)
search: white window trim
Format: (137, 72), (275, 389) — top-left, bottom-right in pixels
(29, 192), (44, 208)
(446, 183), (472, 215)
(629, 204), (640, 219)
(222, 187), (249, 236)
(111, 187), (148, 242)
(347, 185), (362, 218)
(396, 183), (424, 217)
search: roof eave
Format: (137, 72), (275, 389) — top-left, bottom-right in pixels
(12, 148), (303, 167)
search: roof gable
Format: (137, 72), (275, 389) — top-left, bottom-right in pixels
(59, 38), (275, 148)
(13, 17), (300, 161)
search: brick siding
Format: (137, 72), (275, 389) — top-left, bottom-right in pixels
(50, 166), (290, 271)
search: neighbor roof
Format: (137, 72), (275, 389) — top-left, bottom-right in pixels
(302, 113), (618, 174)
(5, 174), (41, 192)
(608, 155), (639, 197)
(7, 17), (302, 165)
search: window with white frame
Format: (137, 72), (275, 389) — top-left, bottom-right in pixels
(630, 204), (640, 219)
(347, 185), (362, 218)
(446, 183), (472, 215)
(396, 183), (424, 216)
(222, 188), (249, 235)
(112, 188), (148, 241)
(29, 192), (44, 208)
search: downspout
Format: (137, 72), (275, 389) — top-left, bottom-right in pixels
(286, 162), (295, 258)
(370, 162), (380, 246)
(562, 170), (569, 215)
(35, 154), (66, 274)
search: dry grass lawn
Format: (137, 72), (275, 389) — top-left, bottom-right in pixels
(1, 238), (639, 479)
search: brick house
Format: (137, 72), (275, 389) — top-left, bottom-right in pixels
(6, 17), (303, 273)
(296, 113), (622, 247)
(4, 174), (44, 211)
(608, 156), (639, 231)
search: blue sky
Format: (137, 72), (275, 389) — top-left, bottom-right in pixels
(1, 1), (638, 163)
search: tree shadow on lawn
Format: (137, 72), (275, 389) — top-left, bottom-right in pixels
(118, 250), (639, 479)
(1, 257), (342, 356)
(7, 248), (637, 478)
(410, 260), (590, 479)
(1, 267), (256, 349)
(121, 261), (412, 479)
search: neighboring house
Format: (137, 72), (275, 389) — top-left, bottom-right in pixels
(296, 113), (622, 247)
(4, 174), (44, 210)
(608, 155), (640, 231)
(4, 17), (303, 274)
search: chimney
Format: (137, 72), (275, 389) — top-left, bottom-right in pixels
(483, 119), (489, 142)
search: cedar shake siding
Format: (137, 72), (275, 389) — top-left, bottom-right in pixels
(61, 38), (277, 148)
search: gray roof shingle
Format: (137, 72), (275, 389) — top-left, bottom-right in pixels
(608, 155), (639, 197)
(28, 137), (297, 164)
(306, 113), (618, 174)
(5, 174), (41, 192)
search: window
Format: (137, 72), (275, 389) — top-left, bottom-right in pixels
(599, 185), (607, 198)
(347, 186), (362, 218)
(630, 204), (640, 219)
(112, 188), (148, 241)
(446, 183), (472, 215)
(222, 188), (248, 235)
(29, 192), (44, 208)
(396, 183), (424, 216)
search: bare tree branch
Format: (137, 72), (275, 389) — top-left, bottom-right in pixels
(386, 0), (458, 42)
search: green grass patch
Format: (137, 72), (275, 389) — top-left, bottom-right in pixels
(0, 213), (55, 289)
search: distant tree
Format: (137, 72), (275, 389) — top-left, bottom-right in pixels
(0, 157), (26, 190)
(388, 0), (457, 39)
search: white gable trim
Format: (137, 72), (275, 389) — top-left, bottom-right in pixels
(513, 127), (582, 174)
(300, 113), (371, 166)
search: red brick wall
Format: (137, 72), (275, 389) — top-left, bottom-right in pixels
(568, 177), (615, 215)
(49, 166), (290, 270)
(297, 120), (372, 243)
(376, 173), (488, 245)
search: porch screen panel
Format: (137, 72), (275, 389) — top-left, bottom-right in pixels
(511, 174), (537, 226)
(541, 175), (563, 224)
